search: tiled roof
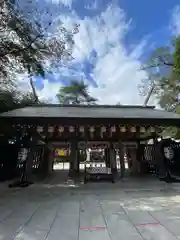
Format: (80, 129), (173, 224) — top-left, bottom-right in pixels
(0, 104), (180, 120)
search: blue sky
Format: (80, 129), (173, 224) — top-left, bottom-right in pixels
(17, 0), (180, 105)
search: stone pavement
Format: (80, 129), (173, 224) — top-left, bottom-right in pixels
(1, 176), (180, 239)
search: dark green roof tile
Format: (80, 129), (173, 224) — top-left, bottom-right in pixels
(0, 104), (180, 120)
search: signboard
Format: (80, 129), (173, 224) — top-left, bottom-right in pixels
(54, 148), (69, 157)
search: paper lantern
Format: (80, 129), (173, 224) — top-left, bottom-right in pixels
(164, 146), (174, 160)
(58, 126), (64, 133)
(111, 126), (116, 132)
(69, 126), (75, 132)
(120, 126), (126, 132)
(150, 126), (155, 132)
(140, 126), (146, 133)
(130, 126), (136, 133)
(89, 126), (95, 132)
(79, 126), (85, 132)
(101, 126), (106, 132)
(37, 126), (43, 133)
(89, 126), (95, 138)
(48, 126), (54, 133)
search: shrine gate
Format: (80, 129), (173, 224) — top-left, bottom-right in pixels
(0, 104), (180, 184)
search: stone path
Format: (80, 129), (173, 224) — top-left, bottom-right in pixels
(1, 175), (180, 239)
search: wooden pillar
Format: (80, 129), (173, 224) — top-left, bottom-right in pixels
(110, 143), (117, 174)
(48, 146), (54, 173)
(69, 140), (78, 177)
(105, 147), (110, 168)
(130, 147), (140, 176)
(26, 148), (34, 178)
(136, 141), (144, 175)
(119, 141), (125, 178)
(39, 144), (53, 177)
(155, 140), (167, 178)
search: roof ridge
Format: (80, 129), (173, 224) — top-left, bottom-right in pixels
(26, 104), (155, 109)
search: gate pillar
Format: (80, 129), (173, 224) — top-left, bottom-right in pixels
(119, 141), (125, 178)
(110, 143), (117, 174)
(39, 143), (53, 176)
(105, 147), (110, 168)
(130, 147), (140, 176)
(69, 140), (78, 177)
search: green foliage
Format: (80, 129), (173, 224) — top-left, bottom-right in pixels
(141, 36), (180, 109)
(57, 80), (97, 105)
(173, 37), (180, 79)
(0, 0), (78, 96)
(141, 36), (180, 138)
(0, 89), (41, 113)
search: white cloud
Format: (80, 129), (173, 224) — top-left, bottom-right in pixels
(17, 2), (154, 105)
(47, 0), (73, 8)
(36, 80), (62, 103)
(171, 5), (180, 35)
(16, 75), (62, 103)
(85, 1), (98, 10)
(70, 3), (149, 105)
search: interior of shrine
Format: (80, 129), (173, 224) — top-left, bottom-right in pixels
(1, 104), (180, 187)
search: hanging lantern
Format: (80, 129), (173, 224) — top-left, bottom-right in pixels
(89, 126), (95, 132)
(111, 126), (116, 132)
(79, 126), (85, 137)
(150, 126), (155, 133)
(120, 126), (126, 132)
(37, 126), (43, 133)
(164, 146), (174, 160)
(110, 126), (116, 137)
(89, 126), (95, 138)
(101, 126), (106, 132)
(130, 126), (136, 133)
(58, 126), (64, 136)
(48, 126), (54, 133)
(140, 126), (146, 133)
(79, 126), (85, 132)
(100, 126), (106, 138)
(58, 126), (64, 133)
(69, 126), (75, 132)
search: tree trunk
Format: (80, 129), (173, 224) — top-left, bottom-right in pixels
(28, 66), (39, 103)
(30, 77), (39, 103)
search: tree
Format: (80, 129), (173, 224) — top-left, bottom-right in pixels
(57, 80), (97, 105)
(0, 0), (79, 102)
(139, 37), (180, 109)
(140, 37), (180, 138)
(0, 88), (46, 114)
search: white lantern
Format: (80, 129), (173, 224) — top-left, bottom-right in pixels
(130, 126), (136, 133)
(89, 126), (95, 138)
(101, 126), (106, 132)
(69, 126), (75, 132)
(111, 126), (116, 132)
(150, 126), (155, 132)
(37, 126), (43, 133)
(120, 126), (126, 132)
(79, 126), (85, 132)
(48, 126), (54, 133)
(89, 126), (95, 132)
(58, 126), (64, 133)
(164, 147), (174, 160)
(140, 126), (146, 133)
